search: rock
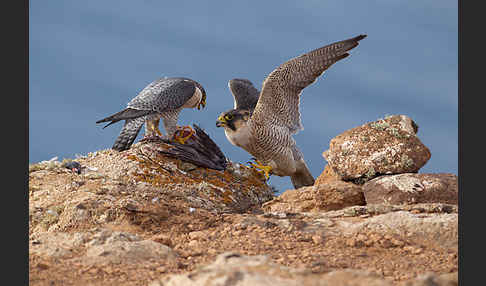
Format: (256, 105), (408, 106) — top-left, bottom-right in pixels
(363, 173), (458, 205)
(314, 164), (341, 185)
(259, 203), (457, 251)
(87, 229), (141, 245)
(85, 230), (175, 265)
(262, 181), (365, 213)
(123, 141), (274, 213)
(322, 115), (431, 183)
(400, 272), (458, 286)
(29, 232), (88, 258)
(341, 211), (457, 250)
(149, 252), (393, 286)
(28, 141), (274, 235)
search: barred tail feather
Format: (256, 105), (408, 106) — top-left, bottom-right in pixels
(96, 108), (154, 129)
(112, 117), (145, 151)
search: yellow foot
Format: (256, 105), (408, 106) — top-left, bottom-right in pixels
(247, 159), (273, 180)
(173, 126), (195, 144)
(146, 119), (163, 137)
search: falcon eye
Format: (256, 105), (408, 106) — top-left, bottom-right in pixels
(225, 114), (234, 120)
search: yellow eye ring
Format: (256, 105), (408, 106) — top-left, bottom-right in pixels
(225, 114), (233, 120)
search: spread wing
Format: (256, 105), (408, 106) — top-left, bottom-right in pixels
(127, 77), (198, 113)
(228, 78), (260, 111)
(251, 34), (366, 134)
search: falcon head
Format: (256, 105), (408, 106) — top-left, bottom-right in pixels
(216, 109), (251, 131)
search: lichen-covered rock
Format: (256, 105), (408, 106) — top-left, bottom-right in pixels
(363, 173), (458, 205)
(262, 181), (365, 213)
(149, 252), (393, 286)
(29, 140), (274, 235)
(322, 115), (431, 183)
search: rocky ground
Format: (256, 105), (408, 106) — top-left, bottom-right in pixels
(29, 115), (458, 286)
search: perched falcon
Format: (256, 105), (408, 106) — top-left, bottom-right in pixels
(96, 77), (206, 151)
(216, 35), (366, 189)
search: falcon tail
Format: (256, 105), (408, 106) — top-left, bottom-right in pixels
(111, 117), (145, 151)
(96, 108), (154, 129)
(290, 159), (315, 189)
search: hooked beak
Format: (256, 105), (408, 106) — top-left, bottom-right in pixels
(197, 94), (207, 110)
(216, 115), (225, 127)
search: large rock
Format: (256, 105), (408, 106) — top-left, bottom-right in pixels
(30, 229), (176, 265)
(322, 115), (431, 183)
(341, 210), (458, 250)
(363, 173), (458, 205)
(84, 230), (176, 264)
(399, 272), (458, 286)
(262, 181), (365, 213)
(29, 141), (274, 234)
(30, 232), (89, 259)
(149, 252), (393, 286)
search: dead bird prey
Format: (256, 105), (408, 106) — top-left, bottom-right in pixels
(159, 124), (228, 171)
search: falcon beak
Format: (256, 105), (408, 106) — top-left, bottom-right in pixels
(197, 93), (207, 110)
(216, 116), (226, 127)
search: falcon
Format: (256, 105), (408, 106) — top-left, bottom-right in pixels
(216, 35), (366, 189)
(96, 77), (206, 151)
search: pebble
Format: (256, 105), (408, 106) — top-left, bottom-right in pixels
(188, 240), (198, 247)
(83, 173), (105, 180)
(312, 235), (324, 244)
(188, 231), (206, 240)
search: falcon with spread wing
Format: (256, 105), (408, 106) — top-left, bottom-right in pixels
(97, 77), (206, 151)
(216, 35), (366, 189)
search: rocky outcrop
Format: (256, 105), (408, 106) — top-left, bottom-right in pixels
(29, 140), (274, 235)
(29, 115), (458, 285)
(262, 181), (365, 213)
(322, 115), (431, 183)
(363, 173), (458, 205)
(295, 115), (458, 214)
(83, 230), (176, 265)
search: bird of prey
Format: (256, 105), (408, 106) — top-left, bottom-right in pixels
(96, 77), (206, 151)
(216, 34), (366, 189)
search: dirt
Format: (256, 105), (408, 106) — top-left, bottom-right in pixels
(29, 208), (457, 285)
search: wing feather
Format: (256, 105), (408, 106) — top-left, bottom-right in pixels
(251, 35), (366, 134)
(127, 77), (198, 113)
(228, 78), (260, 110)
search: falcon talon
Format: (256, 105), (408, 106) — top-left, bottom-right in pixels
(172, 126), (196, 144)
(249, 161), (273, 181)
